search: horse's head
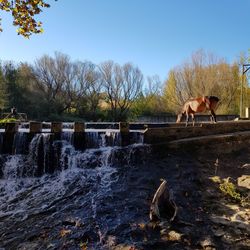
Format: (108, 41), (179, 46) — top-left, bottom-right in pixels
(208, 96), (220, 110)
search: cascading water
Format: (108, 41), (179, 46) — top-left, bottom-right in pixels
(0, 129), (150, 249)
(12, 132), (28, 154)
(0, 132), (3, 153)
(85, 130), (121, 148)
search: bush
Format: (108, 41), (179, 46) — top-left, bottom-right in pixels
(0, 118), (18, 123)
(219, 178), (242, 202)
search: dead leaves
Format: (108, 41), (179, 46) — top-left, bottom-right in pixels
(60, 228), (71, 238)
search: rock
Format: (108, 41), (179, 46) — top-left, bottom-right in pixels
(212, 227), (224, 237)
(112, 244), (138, 250)
(199, 237), (216, 248)
(237, 175), (250, 189)
(17, 242), (41, 250)
(167, 230), (182, 241)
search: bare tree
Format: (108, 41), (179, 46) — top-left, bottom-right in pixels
(100, 61), (143, 121)
(164, 50), (240, 114)
(33, 52), (76, 115)
(74, 61), (102, 120)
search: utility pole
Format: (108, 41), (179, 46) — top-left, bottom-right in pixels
(240, 64), (250, 117)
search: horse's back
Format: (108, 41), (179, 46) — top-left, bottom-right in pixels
(186, 97), (206, 113)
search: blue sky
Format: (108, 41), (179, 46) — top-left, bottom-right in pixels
(0, 0), (249, 81)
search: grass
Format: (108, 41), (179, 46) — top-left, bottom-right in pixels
(219, 178), (243, 203)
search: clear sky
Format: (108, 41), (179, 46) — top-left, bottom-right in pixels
(0, 0), (249, 81)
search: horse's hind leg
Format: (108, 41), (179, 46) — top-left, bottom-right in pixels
(211, 110), (217, 123)
(191, 113), (195, 127)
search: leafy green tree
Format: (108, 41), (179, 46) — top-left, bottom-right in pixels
(0, 63), (8, 111)
(0, 0), (52, 37)
(2, 62), (29, 114)
(163, 70), (180, 113)
(131, 75), (165, 118)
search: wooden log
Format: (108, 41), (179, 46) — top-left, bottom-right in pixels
(149, 179), (177, 222)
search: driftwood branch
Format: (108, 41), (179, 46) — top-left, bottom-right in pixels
(149, 179), (177, 222)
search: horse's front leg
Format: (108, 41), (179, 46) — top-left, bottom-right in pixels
(185, 114), (189, 127)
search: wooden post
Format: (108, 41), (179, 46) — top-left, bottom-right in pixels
(119, 122), (130, 146)
(51, 122), (62, 133)
(30, 122), (42, 133)
(74, 122), (85, 132)
(73, 122), (85, 150)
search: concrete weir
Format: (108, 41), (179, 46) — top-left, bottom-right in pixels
(0, 122), (87, 154)
(2, 120), (250, 154)
(144, 120), (250, 154)
(143, 121), (250, 144)
(0, 121), (143, 154)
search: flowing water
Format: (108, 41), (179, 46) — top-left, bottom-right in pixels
(0, 131), (150, 249)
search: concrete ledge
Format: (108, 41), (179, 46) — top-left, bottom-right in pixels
(150, 131), (250, 156)
(144, 121), (250, 144)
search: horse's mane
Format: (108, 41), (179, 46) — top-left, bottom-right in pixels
(208, 96), (220, 102)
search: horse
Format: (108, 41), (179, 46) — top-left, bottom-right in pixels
(176, 96), (220, 127)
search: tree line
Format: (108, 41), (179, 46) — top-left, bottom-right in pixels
(0, 50), (249, 121)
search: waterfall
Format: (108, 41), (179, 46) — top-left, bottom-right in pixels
(61, 131), (74, 144)
(85, 131), (100, 148)
(12, 132), (28, 154)
(0, 130), (150, 249)
(85, 130), (121, 148)
(0, 132), (3, 153)
(26, 133), (50, 176)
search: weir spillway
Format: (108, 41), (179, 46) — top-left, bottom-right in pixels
(0, 122), (147, 178)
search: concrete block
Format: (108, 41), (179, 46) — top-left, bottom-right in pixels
(51, 122), (62, 133)
(30, 122), (42, 133)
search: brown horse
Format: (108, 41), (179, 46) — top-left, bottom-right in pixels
(176, 96), (220, 126)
